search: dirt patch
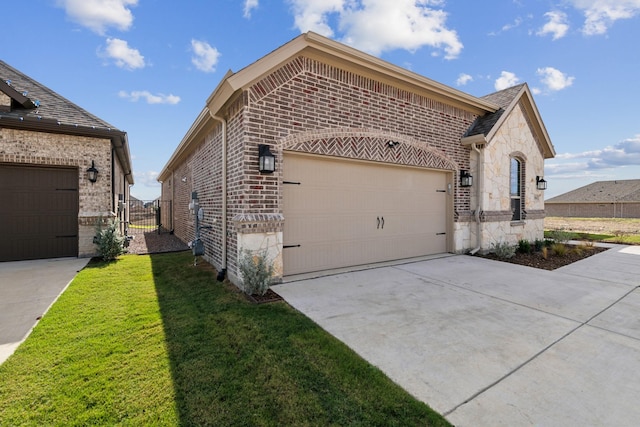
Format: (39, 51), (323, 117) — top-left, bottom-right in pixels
(126, 230), (189, 255)
(545, 217), (640, 235)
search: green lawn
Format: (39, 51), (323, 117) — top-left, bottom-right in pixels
(0, 252), (449, 426)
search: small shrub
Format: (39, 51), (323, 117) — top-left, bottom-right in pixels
(549, 229), (573, 244)
(613, 230), (628, 243)
(541, 246), (548, 260)
(534, 239), (545, 252)
(238, 249), (274, 296)
(94, 218), (127, 261)
(493, 242), (516, 259)
(517, 239), (532, 254)
(551, 242), (567, 257)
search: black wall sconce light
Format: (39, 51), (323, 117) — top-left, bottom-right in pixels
(460, 170), (473, 187)
(258, 144), (276, 174)
(536, 176), (547, 191)
(86, 160), (99, 183)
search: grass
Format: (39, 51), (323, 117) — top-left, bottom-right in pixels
(0, 252), (449, 426)
(543, 230), (640, 245)
(128, 223), (157, 229)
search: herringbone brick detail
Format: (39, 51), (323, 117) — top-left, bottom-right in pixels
(282, 128), (458, 171)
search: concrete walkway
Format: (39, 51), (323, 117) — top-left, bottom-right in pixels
(273, 245), (640, 426)
(0, 257), (90, 365)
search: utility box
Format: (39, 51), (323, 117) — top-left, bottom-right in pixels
(192, 238), (204, 256)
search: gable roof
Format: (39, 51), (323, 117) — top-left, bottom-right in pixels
(546, 179), (640, 203)
(206, 32), (499, 117)
(461, 83), (555, 159)
(0, 60), (133, 184)
(160, 32), (502, 181)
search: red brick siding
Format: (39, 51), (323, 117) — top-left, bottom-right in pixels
(244, 56), (476, 217)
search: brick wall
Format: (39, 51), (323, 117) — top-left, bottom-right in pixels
(165, 54), (489, 280)
(245, 55), (476, 217)
(1, 127), (116, 257)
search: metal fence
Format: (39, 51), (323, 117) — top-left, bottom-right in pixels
(128, 200), (172, 235)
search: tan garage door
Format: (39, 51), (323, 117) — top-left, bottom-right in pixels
(283, 153), (449, 276)
(0, 164), (79, 262)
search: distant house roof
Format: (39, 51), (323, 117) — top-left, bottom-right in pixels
(461, 83), (555, 159)
(0, 60), (133, 184)
(546, 179), (640, 203)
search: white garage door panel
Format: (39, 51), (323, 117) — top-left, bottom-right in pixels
(283, 153), (448, 276)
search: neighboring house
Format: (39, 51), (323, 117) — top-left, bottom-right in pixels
(158, 32), (555, 285)
(546, 179), (640, 218)
(0, 61), (133, 262)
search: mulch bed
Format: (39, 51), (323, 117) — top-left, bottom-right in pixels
(244, 289), (284, 304)
(476, 244), (608, 270)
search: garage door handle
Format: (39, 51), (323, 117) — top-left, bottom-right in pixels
(381, 216), (384, 229)
(377, 217), (380, 229)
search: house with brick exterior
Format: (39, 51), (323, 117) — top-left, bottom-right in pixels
(0, 60), (133, 262)
(546, 179), (640, 218)
(158, 32), (555, 285)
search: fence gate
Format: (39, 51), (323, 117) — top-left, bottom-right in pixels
(128, 200), (172, 235)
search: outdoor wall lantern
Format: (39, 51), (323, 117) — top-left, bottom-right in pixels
(460, 170), (473, 188)
(258, 144), (276, 174)
(86, 160), (99, 183)
(536, 176), (547, 191)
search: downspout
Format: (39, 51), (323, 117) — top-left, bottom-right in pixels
(211, 114), (227, 282)
(470, 143), (483, 255)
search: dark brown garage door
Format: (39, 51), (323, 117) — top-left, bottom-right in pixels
(0, 164), (79, 262)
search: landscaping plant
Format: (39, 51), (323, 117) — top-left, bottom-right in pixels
(493, 241), (516, 259)
(94, 218), (127, 261)
(238, 249), (274, 296)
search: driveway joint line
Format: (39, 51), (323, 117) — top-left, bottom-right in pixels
(445, 283), (640, 417)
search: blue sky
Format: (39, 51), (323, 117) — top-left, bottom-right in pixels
(2, 0), (640, 200)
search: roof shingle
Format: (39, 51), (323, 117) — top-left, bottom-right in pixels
(0, 60), (118, 130)
(546, 179), (640, 203)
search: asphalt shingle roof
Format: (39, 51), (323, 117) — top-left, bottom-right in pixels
(546, 179), (640, 203)
(464, 84), (526, 137)
(0, 60), (118, 130)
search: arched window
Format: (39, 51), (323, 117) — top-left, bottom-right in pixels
(510, 157), (523, 221)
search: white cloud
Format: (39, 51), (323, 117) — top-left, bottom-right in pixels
(456, 73), (473, 86)
(289, 0), (344, 37)
(102, 38), (145, 69)
(191, 40), (220, 73)
(537, 11), (569, 40)
(551, 135), (640, 171)
(537, 67), (575, 91)
(57, 0), (138, 35)
(494, 71), (520, 90)
(569, 0), (640, 35)
(244, 0), (259, 18)
(118, 90), (181, 105)
(288, 0), (463, 59)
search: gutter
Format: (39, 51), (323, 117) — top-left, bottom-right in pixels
(460, 134), (487, 255)
(210, 113), (228, 282)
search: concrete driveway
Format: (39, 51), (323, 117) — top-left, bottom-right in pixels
(273, 245), (640, 426)
(0, 257), (90, 365)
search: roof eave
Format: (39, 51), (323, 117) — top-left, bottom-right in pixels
(158, 108), (214, 182)
(206, 32), (499, 117)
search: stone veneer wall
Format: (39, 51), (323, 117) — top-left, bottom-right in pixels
(0, 128), (113, 257)
(477, 101), (546, 249)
